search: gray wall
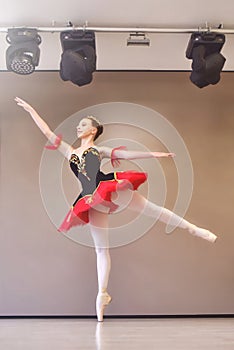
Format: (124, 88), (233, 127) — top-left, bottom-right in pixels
(0, 71), (233, 316)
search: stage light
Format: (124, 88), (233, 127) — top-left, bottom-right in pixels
(6, 28), (41, 75)
(186, 31), (226, 88)
(60, 30), (96, 87)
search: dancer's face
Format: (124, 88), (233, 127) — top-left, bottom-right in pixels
(76, 118), (96, 139)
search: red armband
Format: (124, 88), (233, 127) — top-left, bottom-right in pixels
(111, 146), (127, 168)
(45, 134), (62, 150)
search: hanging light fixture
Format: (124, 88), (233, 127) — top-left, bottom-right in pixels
(186, 31), (226, 88)
(6, 28), (41, 75)
(60, 30), (96, 87)
(127, 32), (150, 46)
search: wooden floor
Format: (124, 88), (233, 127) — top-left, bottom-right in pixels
(0, 318), (233, 349)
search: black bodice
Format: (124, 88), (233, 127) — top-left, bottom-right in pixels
(69, 147), (114, 204)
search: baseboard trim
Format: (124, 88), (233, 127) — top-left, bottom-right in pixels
(0, 314), (233, 319)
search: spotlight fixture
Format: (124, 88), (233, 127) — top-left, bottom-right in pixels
(6, 28), (41, 75)
(60, 30), (96, 87)
(127, 33), (150, 46)
(186, 31), (226, 88)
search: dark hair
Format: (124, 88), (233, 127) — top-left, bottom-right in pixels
(87, 116), (103, 141)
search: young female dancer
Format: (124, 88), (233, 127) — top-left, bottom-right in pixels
(15, 97), (217, 321)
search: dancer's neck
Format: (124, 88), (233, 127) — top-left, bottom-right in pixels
(79, 136), (95, 149)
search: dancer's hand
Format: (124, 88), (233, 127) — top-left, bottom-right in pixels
(152, 152), (176, 158)
(165, 152), (175, 158)
(15, 97), (35, 113)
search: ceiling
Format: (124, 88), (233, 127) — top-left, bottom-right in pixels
(2, 0), (234, 28)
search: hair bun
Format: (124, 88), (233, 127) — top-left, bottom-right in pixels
(94, 124), (103, 141)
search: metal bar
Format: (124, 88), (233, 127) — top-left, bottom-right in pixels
(0, 26), (234, 34)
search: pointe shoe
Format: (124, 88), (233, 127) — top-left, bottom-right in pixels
(96, 292), (112, 322)
(189, 224), (217, 243)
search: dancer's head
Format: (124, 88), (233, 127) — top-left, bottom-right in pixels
(87, 116), (103, 141)
(76, 116), (103, 141)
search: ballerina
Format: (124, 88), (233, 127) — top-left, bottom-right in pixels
(15, 97), (217, 321)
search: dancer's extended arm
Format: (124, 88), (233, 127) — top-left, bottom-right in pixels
(99, 146), (175, 160)
(15, 97), (73, 159)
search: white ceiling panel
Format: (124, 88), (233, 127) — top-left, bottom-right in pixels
(1, 0), (234, 28)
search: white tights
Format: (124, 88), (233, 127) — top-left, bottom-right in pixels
(89, 190), (195, 295)
(89, 208), (111, 293)
(114, 189), (192, 230)
(89, 190), (216, 296)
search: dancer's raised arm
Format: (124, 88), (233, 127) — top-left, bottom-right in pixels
(15, 97), (73, 159)
(99, 145), (175, 162)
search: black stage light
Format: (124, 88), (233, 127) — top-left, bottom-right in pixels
(60, 30), (96, 87)
(6, 28), (41, 75)
(186, 32), (226, 88)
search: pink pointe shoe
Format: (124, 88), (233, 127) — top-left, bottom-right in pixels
(189, 224), (218, 243)
(96, 291), (112, 322)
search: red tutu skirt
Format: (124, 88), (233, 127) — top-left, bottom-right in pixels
(58, 171), (147, 232)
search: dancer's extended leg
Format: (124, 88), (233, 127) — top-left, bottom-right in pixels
(89, 208), (112, 322)
(113, 190), (217, 242)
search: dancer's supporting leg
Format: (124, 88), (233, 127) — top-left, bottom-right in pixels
(89, 208), (112, 322)
(114, 190), (217, 242)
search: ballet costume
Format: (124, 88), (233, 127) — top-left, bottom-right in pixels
(58, 146), (147, 231)
(57, 145), (217, 243)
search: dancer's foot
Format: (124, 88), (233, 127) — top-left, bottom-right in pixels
(188, 224), (217, 243)
(96, 291), (112, 322)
